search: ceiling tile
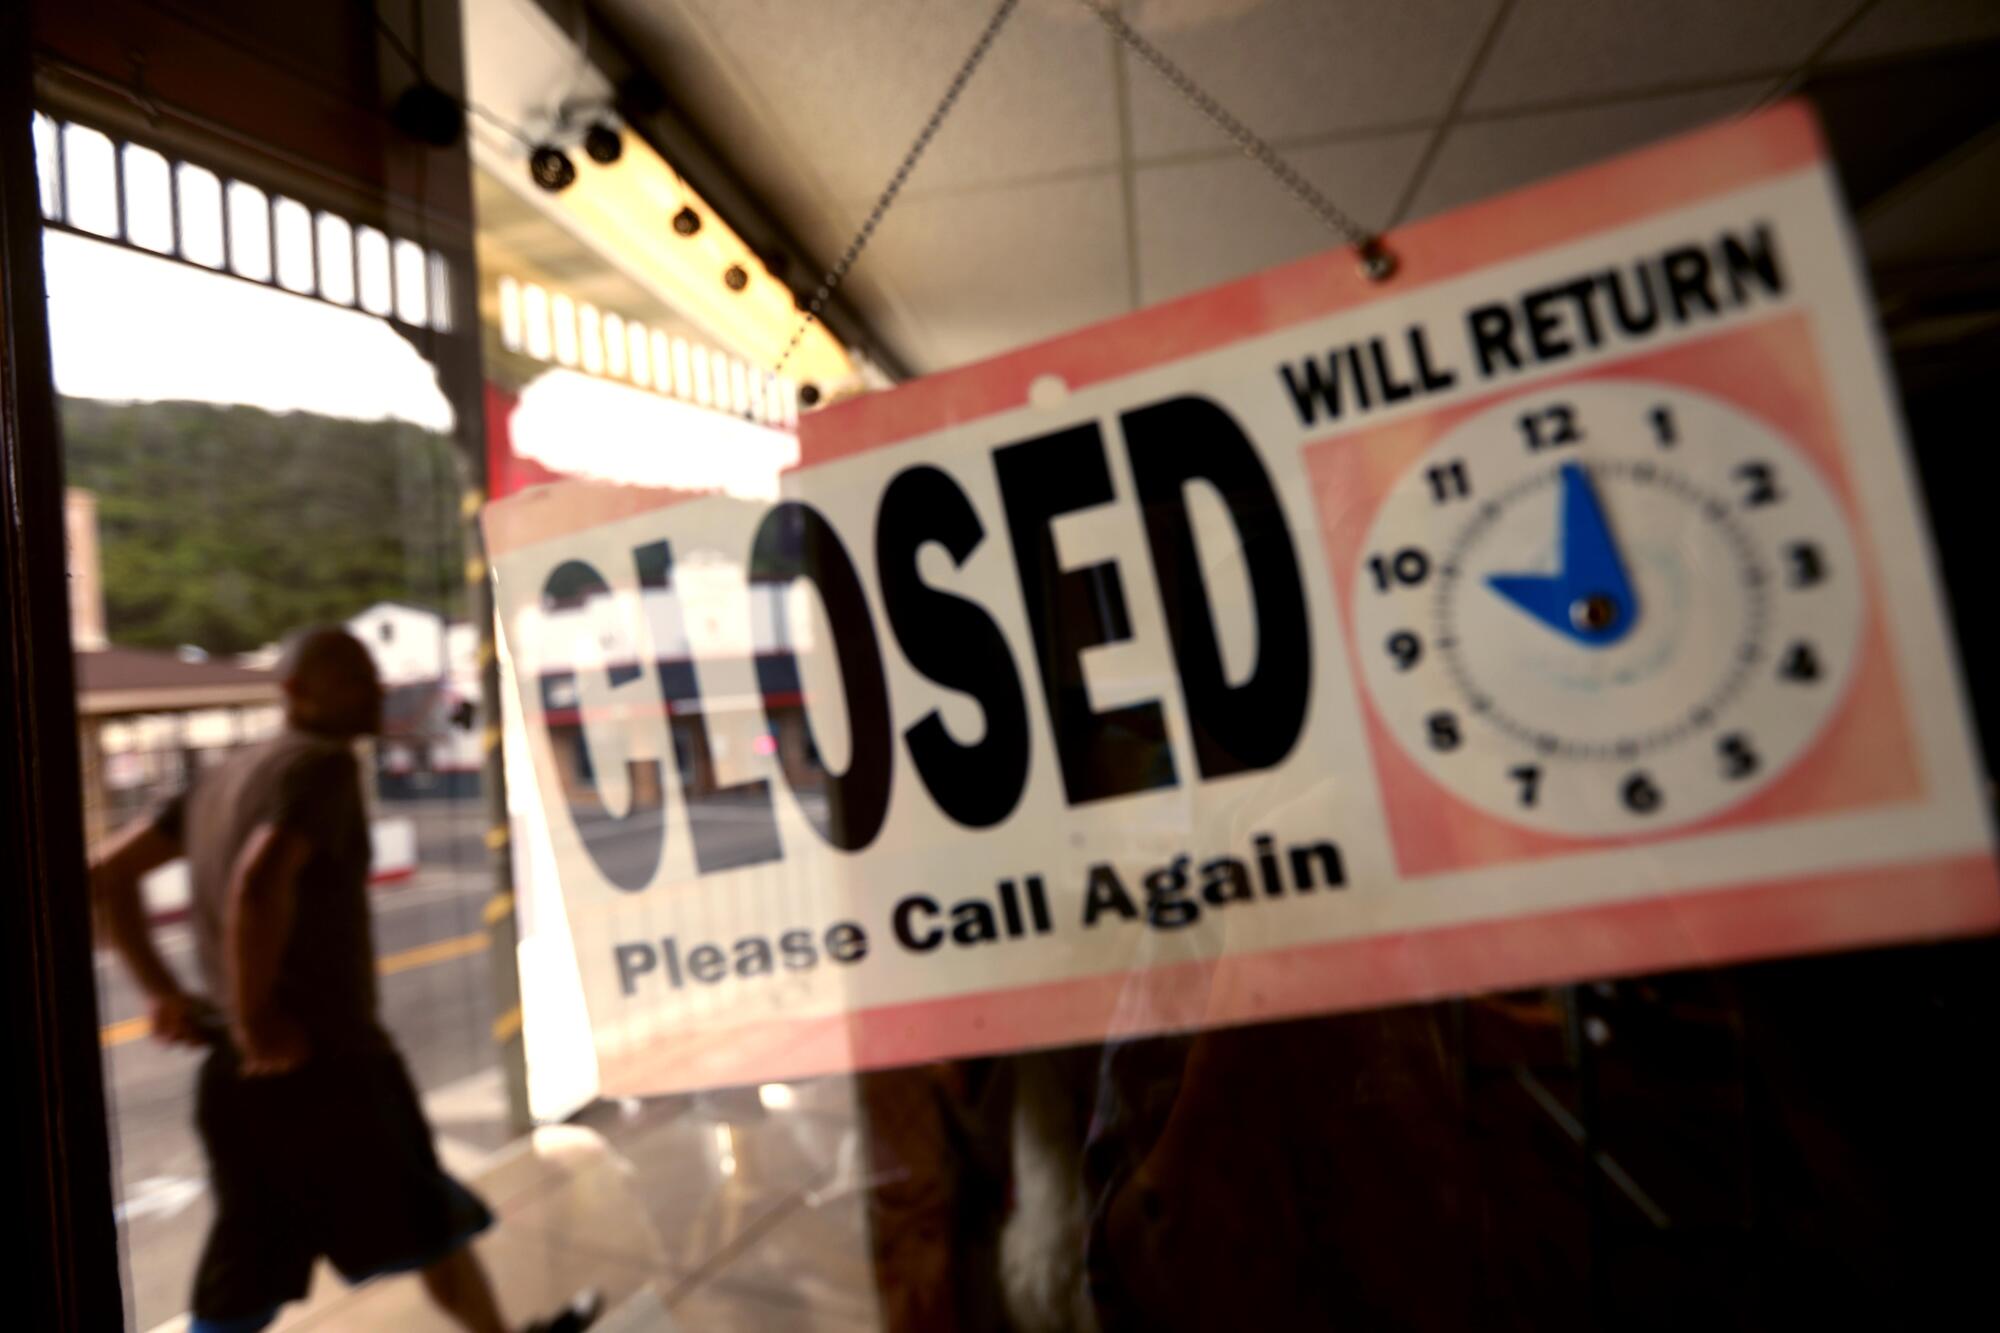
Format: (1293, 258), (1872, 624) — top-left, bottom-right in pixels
(1122, 0), (1501, 159)
(672, 0), (1121, 194)
(1133, 131), (1428, 305)
(1404, 83), (1766, 221)
(846, 172), (1130, 371)
(1823, 0), (2000, 63)
(600, 0), (1118, 373)
(1463, 0), (1853, 112)
(596, 0), (851, 242)
(828, 266), (942, 379)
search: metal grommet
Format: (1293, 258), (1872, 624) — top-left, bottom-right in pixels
(1357, 238), (1397, 283)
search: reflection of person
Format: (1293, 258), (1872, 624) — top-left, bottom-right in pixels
(859, 1060), (1013, 1333)
(90, 627), (596, 1333)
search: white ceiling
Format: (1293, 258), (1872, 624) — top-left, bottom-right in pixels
(593, 0), (2000, 376)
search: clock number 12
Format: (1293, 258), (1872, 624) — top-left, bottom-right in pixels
(1518, 403), (1581, 452)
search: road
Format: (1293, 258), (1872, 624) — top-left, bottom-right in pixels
(97, 800), (508, 1333)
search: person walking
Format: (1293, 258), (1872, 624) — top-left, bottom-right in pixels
(91, 627), (597, 1333)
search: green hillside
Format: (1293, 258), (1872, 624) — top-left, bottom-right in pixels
(59, 399), (465, 655)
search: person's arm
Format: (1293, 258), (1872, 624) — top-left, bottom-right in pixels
(224, 821), (315, 1075)
(90, 816), (197, 1044)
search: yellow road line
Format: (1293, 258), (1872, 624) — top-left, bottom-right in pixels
(377, 930), (490, 976)
(100, 931), (491, 1048)
(101, 1015), (152, 1047)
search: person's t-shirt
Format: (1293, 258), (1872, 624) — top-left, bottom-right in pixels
(154, 728), (383, 1052)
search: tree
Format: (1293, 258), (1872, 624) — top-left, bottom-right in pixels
(59, 399), (463, 655)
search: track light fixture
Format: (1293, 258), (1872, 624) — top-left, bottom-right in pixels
(672, 206), (702, 237)
(520, 99), (624, 191)
(723, 264), (749, 292)
(582, 121), (623, 164)
(529, 144), (577, 192)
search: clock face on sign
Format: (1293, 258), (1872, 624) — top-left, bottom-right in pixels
(1351, 378), (1865, 837)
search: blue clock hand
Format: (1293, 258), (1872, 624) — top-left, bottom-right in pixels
(1554, 461), (1637, 633)
(1487, 462), (1637, 647)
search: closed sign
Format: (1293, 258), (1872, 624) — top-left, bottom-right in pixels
(487, 104), (1996, 1097)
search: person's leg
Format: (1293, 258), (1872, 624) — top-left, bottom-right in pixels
(190, 1050), (314, 1333)
(327, 1051), (600, 1333)
(419, 1244), (507, 1333)
(420, 1245), (602, 1333)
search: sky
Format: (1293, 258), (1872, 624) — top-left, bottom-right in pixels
(42, 230), (456, 432)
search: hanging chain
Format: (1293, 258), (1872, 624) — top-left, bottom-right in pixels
(775, 0), (1021, 375)
(776, 0), (1394, 379)
(1078, 0), (1394, 280)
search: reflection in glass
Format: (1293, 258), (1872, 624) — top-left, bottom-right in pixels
(120, 145), (174, 254)
(225, 181), (271, 281)
(175, 164), (225, 269)
(273, 197), (315, 293)
(552, 294), (578, 366)
(62, 122), (120, 238)
(603, 312), (627, 379)
(32, 112), (61, 219)
(428, 250), (453, 332)
(316, 213), (356, 306)
(655, 331), (676, 397)
(523, 282), (551, 360)
(580, 303), (605, 375)
(499, 275), (524, 351)
(626, 321), (651, 388)
(393, 238), (428, 326)
(356, 226), (392, 315)
(692, 343), (713, 406)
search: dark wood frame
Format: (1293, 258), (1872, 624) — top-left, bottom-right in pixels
(0, 0), (127, 1325)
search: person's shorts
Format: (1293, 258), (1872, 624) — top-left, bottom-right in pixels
(190, 1040), (494, 1324)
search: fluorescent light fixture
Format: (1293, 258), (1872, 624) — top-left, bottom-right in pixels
(510, 367), (799, 499)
